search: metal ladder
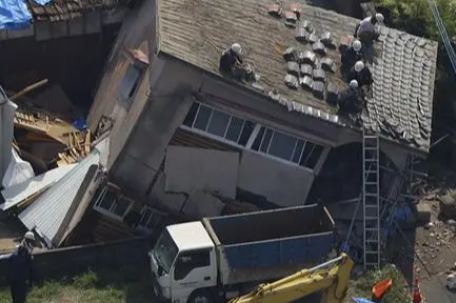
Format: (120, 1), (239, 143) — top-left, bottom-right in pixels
(362, 129), (381, 269)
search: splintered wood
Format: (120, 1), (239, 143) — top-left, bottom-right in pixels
(56, 131), (92, 167)
(14, 104), (93, 167)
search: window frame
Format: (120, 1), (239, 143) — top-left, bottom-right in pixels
(93, 187), (135, 221)
(180, 102), (326, 171)
(181, 102), (256, 148)
(118, 61), (144, 108)
(137, 206), (169, 232)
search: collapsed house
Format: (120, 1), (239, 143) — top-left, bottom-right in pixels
(0, 0), (438, 258)
(84, 0), (438, 261)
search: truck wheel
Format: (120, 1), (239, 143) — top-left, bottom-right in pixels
(188, 290), (214, 303)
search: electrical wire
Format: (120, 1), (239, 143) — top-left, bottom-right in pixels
(425, 0), (456, 74)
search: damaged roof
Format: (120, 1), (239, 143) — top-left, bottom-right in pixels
(26, 0), (127, 21)
(156, 0), (438, 153)
(18, 150), (101, 247)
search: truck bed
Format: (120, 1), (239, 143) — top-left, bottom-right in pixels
(202, 204), (335, 285)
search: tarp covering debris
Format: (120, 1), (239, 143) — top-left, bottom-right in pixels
(0, 0), (32, 30)
(2, 148), (34, 188)
(0, 88), (17, 182)
(0, 164), (76, 211)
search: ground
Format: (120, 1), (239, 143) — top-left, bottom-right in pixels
(0, 269), (154, 303)
(390, 166), (456, 302)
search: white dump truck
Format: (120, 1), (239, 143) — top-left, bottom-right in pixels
(149, 204), (336, 303)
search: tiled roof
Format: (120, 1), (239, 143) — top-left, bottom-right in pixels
(26, 0), (126, 21)
(156, 0), (438, 153)
(363, 28), (437, 151)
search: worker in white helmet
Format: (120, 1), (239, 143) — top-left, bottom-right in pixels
(219, 43), (244, 75)
(338, 80), (364, 114)
(354, 13), (384, 44)
(347, 60), (373, 88)
(8, 231), (36, 303)
(341, 39), (364, 69)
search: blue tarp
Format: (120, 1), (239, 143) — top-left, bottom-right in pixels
(32, 0), (52, 5)
(0, 0), (32, 30)
(352, 298), (375, 303)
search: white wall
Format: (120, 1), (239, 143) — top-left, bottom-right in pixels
(237, 150), (314, 207)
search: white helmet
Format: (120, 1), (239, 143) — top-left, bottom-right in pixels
(354, 61), (365, 72)
(352, 40), (362, 52)
(375, 13), (384, 23)
(231, 43), (242, 54)
(24, 231), (35, 241)
(349, 80), (359, 88)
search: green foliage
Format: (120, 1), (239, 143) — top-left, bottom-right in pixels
(0, 267), (153, 303)
(345, 265), (411, 303)
(376, 0), (456, 42)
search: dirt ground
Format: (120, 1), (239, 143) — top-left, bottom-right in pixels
(390, 170), (456, 302)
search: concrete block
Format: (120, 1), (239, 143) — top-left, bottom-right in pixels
(415, 203), (432, 223)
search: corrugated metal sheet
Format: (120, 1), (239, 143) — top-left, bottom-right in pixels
(18, 150), (101, 246)
(0, 164), (76, 211)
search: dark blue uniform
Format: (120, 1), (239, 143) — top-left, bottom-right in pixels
(341, 47), (363, 68)
(347, 66), (374, 87)
(8, 244), (34, 303)
(338, 87), (364, 114)
(219, 48), (243, 74)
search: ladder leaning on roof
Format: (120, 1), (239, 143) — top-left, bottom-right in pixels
(362, 127), (381, 269)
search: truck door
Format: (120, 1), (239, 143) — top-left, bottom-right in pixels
(171, 248), (216, 302)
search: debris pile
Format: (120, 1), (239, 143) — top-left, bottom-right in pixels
(0, 80), (100, 252)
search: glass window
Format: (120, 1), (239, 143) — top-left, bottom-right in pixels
(268, 132), (297, 161)
(225, 117), (243, 142)
(300, 144), (324, 169)
(249, 127), (324, 170)
(97, 189), (117, 211)
(182, 102), (255, 147)
(112, 197), (132, 218)
(251, 127), (265, 151)
(174, 250), (210, 281)
(260, 129), (273, 152)
(193, 106), (212, 131)
(153, 230), (179, 274)
(238, 120), (255, 145)
(292, 140), (305, 163)
(139, 207), (152, 227)
(183, 103), (200, 127)
(119, 64), (142, 101)
(207, 110), (230, 137)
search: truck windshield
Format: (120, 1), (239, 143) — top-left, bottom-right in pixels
(153, 230), (178, 273)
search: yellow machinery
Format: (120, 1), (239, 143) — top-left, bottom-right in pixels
(228, 254), (354, 303)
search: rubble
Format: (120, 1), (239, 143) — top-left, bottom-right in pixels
(438, 192), (456, 219)
(416, 202), (432, 223)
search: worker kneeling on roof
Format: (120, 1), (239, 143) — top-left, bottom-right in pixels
(347, 61), (373, 88)
(338, 80), (364, 114)
(219, 43), (243, 76)
(341, 40), (363, 68)
(355, 13), (384, 44)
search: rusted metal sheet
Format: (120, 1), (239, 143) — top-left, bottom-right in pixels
(26, 0), (125, 21)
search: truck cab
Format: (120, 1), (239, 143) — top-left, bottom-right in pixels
(149, 221), (217, 303)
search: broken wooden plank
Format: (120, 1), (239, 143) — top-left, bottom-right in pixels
(84, 131), (91, 155)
